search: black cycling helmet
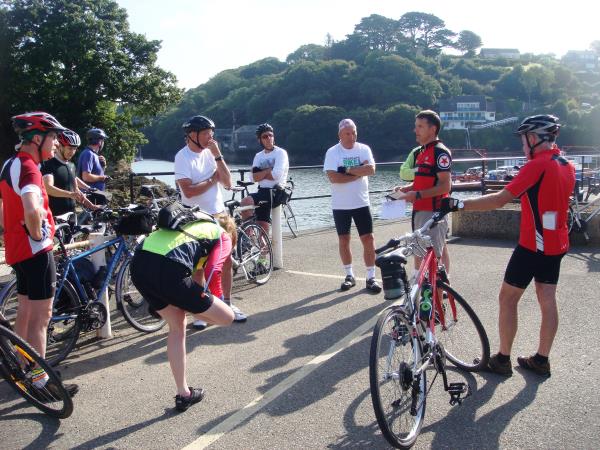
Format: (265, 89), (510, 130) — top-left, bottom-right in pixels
(256, 123), (274, 137)
(182, 115), (215, 133)
(515, 115), (561, 138)
(58, 129), (81, 147)
(87, 128), (108, 144)
(515, 114), (561, 157)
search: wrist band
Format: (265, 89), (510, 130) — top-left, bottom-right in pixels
(415, 191), (422, 200)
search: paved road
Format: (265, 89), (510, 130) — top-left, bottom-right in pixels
(1, 220), (599, 449)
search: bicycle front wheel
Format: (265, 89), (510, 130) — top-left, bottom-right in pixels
(0, 325), (73, 418)
(434, 281), (490, 371)
(46, 280), (83, 367)
(238, 223), (273, 285)
(0, 278), (18, 326)
(370, 307), (426, 449)
(282, 203), (298, 238)
(115, 257), (166, 332)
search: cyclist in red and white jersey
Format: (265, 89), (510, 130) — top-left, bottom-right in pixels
(446, 115), (575, 377)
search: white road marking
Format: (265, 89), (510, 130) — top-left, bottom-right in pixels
(182, 312), (380, 450)
(285, 269), (366, 281)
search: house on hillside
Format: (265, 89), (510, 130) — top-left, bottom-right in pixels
(439, 95), (496, 130)
(561, 50), (599, 72)
(480, 48), (520, 59)
(232, 125), (259, 153)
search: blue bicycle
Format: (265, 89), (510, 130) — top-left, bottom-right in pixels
(0, 208), (165, 366)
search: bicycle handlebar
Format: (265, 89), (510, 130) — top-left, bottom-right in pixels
(375, 209), (450, 254)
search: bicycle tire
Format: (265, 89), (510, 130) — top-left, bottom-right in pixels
(46, 279), (83, 367)
(0, 325), (73, 418)
(434, 281), (490, 371)
(238, 223), (273, 285)
(282, 203), (298, 238)
(115, 256), (166, 332)
(0, 278), (18, 326)
(567, 205), (575, 235)
(370, 307), (426, 449)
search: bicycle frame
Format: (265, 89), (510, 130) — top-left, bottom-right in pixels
(54, 235), (132, 319)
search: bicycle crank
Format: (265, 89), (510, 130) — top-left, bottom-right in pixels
(83, 301), (108, 331)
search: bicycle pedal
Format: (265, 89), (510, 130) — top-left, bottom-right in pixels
(448, 382), (471, 406)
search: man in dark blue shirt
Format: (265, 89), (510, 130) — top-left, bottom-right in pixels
(77, 128), (108, 191)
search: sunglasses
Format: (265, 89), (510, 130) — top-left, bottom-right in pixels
(261, 134), (274, 139)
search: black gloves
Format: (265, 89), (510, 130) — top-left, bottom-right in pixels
(440, 197), (464, 213)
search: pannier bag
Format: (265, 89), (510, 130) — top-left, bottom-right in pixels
(114, 206), (154, 235)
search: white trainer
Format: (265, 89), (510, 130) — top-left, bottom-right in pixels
(192, 319), (207, 330)
(230, 304), (248, 323)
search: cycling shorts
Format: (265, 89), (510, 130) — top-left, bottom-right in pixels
(130, 250), (213, 314)
(12, 250), (56, 300)
(332, 206), (373, 236)
(412, 210), (448, 258)
(250, 188), (283, 223)
(504, 245), (566, 289)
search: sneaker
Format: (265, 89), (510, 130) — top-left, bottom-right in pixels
(488, 353), (513, 376)
(366, 278), (382, 294)
(175, 387), (205, 412)
(230, 304), (247, 323)
(341, 275), (356, 291)
(517, 355), (551, 377)
(192, 319), (207, 330)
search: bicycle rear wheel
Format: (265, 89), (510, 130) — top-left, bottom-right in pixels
(282, 203), (298, 238)
(370, 307), (426, 449)
(0, 325), (73, 418)
(434, 281), (490, 371)
(46, 280), (83, 366)
(115, 257), (166, 332)
(238, 223), (273, 285)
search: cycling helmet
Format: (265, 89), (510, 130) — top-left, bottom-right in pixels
(58, 129), (81, 147)
(12, 112), (66, 137)
(256, 123), (274, 137)
(514, 115), (561, 138)
(86, 128), (108, 144)
(182, 115), (215, 133)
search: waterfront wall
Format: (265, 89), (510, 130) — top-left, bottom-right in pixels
(451, 206), (600, 246)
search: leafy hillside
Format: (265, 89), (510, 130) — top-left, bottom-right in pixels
(143, 12), (600, 164)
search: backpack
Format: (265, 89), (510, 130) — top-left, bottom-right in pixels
(157, 202), (217, 245)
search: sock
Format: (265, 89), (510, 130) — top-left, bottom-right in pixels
(31, 367), (49, 388)
(496, 353), (510, 364)
(223, 297), (231, 306)
(366, 266), (375, 280)
(344, 265), (354, 277)
(533, 353), (548, 364)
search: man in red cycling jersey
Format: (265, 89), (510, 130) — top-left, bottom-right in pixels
(0, 112), (78, 396)
(446, 115), (575, 377)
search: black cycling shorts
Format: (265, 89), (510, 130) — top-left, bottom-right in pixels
(12, 250), (56, 300)
(130, 250), (213, 314)
(332, 206), (374, 236)
(504, 245), (566, 289)
(250, 188), (283, 223)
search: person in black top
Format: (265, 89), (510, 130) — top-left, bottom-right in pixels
(42, 129), (98, 216)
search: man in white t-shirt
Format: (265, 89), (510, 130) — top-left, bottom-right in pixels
(323, 119), (382, 293)
(174, 115), (247, 326)
(240, 123), (289, 234)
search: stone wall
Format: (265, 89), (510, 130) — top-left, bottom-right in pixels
(451, 205), (600, 246)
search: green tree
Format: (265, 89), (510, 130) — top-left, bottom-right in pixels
(398, 12), (455, 57)
(286, 44), (327, 64)
(0, 0), (181, 162)
(456, 30), (483, 57)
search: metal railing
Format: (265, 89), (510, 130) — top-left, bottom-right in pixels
(128, 154), (600, 203)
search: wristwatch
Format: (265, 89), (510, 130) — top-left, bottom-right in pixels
(415, 191), (422, 200)
(215, 155), (223, 162)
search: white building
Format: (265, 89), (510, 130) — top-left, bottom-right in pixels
(439, 95), (496, 130)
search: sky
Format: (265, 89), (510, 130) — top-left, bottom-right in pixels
(117, 0), (598, 90)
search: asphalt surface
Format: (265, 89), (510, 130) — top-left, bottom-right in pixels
(1, 219), (599, 449)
